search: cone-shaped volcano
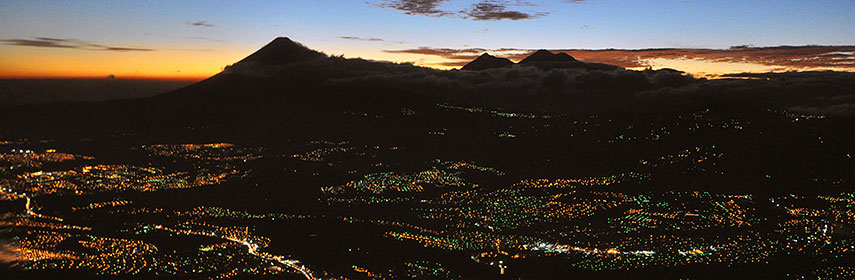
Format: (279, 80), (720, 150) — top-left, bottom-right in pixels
(233, 37), (325, 66)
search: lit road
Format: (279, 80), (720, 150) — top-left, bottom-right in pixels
(154, 225), (320, 280)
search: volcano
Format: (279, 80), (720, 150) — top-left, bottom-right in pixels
(517, 49), (619, 71)
(231, 37), (325, 67)
(461, 53), (514, 71)
(519, 49), (578, 64)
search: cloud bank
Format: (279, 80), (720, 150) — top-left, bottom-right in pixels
(385, 45), (855, 75)
(224, 46), (855, 116)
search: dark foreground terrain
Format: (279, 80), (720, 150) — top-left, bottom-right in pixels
(1, 38), (854, 280)
(0, 78), (194, 107)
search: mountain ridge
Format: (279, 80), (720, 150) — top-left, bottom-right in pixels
(519, 49), (579, 64)
(461, 49), (619, 71)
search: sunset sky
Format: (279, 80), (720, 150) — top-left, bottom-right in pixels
(2, 0), (854, 80)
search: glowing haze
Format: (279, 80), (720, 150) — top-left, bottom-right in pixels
(1, 0), (854, 80)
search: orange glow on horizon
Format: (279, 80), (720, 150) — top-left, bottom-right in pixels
(4, 43), (854, 81)
(0, 73), (208, 82)
(0, 44), (254, 81)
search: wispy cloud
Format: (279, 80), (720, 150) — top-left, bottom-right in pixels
(340, 36), (385, 42)
(186, 20), (214, 27)
(338, 36), (408, 44)
(386, 46), (489, 60)
(1, 37), (153, 52)
(190, 36), (225, 43)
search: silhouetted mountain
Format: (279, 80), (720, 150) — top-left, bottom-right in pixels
(518, 49), (620, 71)
(519, 49), (578, 64)
(461, 53), (514, 71)
(3, 37), (855, 141)
(231, 37), (325, 67)
(456, 49), (620, 71)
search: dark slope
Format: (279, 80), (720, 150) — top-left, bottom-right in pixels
(0, 78), (193, 107)
(461, 53), (514, 71)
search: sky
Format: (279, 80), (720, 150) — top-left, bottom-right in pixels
(1, 0), (854, 80)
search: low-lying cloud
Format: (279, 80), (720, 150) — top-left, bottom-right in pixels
(385, 45), (855, 74)
(224, 47), (855, 116)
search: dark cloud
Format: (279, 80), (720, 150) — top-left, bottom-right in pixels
(1, 37), (154, 52)
(379, 0), (453, 17)
(462, 1), (547, 21)
(385, 47), (488, 61)
(378, 0), (547, 21)
(187, 20), (214, 27)
(101, 46), (154, 52)
(1, 38), (76, 49)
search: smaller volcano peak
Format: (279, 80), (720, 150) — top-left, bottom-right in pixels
(461, 53), (514, 71)
(520, 50), (577, 64)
